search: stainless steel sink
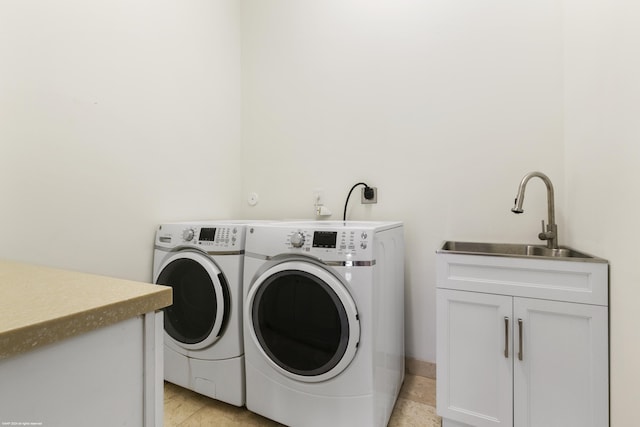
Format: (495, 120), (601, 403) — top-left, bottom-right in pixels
(438, 241), (606, 263)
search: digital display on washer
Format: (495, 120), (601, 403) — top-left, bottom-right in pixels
(199, 228), (217, 241)
(312, 231), (337, 248)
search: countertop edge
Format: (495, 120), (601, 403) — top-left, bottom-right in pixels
(0, 287), (171, 361)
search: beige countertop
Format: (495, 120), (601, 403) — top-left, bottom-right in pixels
(0, 259), (172, 360)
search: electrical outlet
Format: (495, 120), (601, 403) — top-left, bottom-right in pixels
(361, 187), (377, 204)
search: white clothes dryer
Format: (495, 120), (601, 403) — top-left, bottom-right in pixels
(243, 221), (405, 427)
(153, 220), (253, 406)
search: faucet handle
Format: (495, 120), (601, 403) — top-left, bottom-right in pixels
(538, 220), (556, 242)
(538, 220), (549, 241)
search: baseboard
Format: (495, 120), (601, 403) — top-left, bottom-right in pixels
(405, 357), (436, 379)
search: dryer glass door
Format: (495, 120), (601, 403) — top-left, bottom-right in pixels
(156, 251), (230, 350)
(247, 261), (360, 383)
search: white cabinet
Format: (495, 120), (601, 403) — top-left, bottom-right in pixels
(0, 312), (165, 427)
(437, 290), (513, 427)
(436, 253), (609, 427)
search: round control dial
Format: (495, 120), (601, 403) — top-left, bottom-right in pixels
(290, 232), (306, 248)
(182, 229), (195, 242)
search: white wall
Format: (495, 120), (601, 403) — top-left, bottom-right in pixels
(240, 0), (564, 362)
(564, 1), (640, 426)
(3, 1), (636, 424)
(0, 0), (242, 281)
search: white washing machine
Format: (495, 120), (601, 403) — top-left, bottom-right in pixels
(153, 220), (253, 406)
(243, 220), (405, 427)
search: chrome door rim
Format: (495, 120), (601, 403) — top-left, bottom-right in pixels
(155, 250), (227, 350)
(245, 260), (360, 383)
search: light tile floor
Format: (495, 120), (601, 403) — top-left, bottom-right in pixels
(164, 374), (441, 427)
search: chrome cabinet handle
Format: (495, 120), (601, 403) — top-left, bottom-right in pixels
(518, 318), (523, 361)
(504, 317), (509, 358)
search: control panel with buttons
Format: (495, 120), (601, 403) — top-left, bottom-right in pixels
(155, 222), (249, 254)
(285, 228), (370, 256)
(194, 226), (239, 249)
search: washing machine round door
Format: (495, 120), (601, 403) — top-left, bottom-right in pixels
(246, 260), (360, 383)
(155, 251), (230, 350)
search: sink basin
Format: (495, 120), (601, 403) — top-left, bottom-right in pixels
(438, 241), (606, 263)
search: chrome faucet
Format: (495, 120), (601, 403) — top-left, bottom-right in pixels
(511, 171), (558, 249)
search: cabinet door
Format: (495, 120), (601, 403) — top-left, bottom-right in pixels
(437, 289), (513, 427)
(513, 298), (609, 427)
